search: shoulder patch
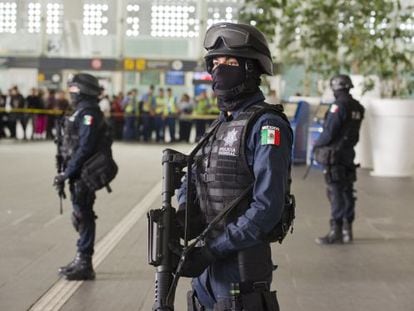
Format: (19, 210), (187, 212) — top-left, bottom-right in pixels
(330, 104), (339, 113)
(83, 115), (94, 125)
(261, 125), (280, 146)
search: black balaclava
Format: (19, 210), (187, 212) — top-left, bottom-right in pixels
(69, 92), (96, 106)
(333, 89), (350, 99)
(211, 58), (261, 112)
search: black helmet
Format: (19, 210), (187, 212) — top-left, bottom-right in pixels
(67, 73), (102, 97)
(204, 22), (273, 75)
(330, 74), (354, 91)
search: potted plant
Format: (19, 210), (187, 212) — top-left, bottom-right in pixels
(340, 1), (414, 177)
(240, 0), (414, 176)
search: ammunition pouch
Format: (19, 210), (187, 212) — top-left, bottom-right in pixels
(81, 151), (118, 192)
(264, 194), (296, 243)
(314, 146), (339, 166)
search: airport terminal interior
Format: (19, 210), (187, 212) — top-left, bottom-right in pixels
(1, 0), (414, 311)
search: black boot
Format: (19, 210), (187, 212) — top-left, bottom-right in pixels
(58, 252), (81, 275)
(315, 220), (343, 245)
(342, 219), (353, 243)
(60, 253), (95, 281)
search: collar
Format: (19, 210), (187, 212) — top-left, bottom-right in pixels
(77, 99), (98, 110)
(218, 91), (265, 121)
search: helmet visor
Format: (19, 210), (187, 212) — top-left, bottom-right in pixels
(204, 26), (252, 50)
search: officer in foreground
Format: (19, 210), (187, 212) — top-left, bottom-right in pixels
(177, 22), (294, 310)
(314, 75), (364, 245)
(53, 73), (113, 280)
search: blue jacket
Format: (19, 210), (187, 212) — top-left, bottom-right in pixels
(314, 91), (364, 166)
(177, 92), (293, 256)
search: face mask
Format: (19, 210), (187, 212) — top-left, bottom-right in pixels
(69, 93), (82, 105)
(333, 89), (349, 98)
(212, 65), (245, 95)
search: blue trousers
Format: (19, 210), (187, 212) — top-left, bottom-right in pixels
(154, 115), (164, 142)
(326, 181), (355, 223)
(70, 180), (96, 256)
(192, 254), (241, 309)
(192, 252), (273, 309)
(122, 116), (136, 140)
(141, 113), (153, 142)
(164, 116), (176, 141)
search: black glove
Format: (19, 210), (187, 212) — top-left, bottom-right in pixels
(53, 174), (66, 193)
(176, 204), (206, 240)
(180, 245), (217, 278)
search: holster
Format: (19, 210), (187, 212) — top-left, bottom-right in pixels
(187, 291), (206, 311)
(240, 290), (279, 311)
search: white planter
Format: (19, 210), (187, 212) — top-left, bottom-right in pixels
(369, 98), (414, 177)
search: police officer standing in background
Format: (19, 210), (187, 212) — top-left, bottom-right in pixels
(314, 75), (364, 245)
(177, 23), (294, 310)
(53, 73), (111, 280)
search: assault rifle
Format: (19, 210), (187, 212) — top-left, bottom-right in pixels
(54, 115), (66, 214)
(148, 122), (220, 311)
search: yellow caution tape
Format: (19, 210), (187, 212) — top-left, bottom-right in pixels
(0, 107), (66, 115)
(0, 107), (220, 120)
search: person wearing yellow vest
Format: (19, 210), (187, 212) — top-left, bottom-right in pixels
(163, 88), (178, 142)
(194, 89), (210, 141)
(122, 89), (138, 140)
(154, 88), (166, 142)
(140, 85), (156, 142)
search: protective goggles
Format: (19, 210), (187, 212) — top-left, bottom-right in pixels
(204, 25), (266, 52)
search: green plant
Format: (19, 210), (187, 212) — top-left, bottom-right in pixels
(240, 0), (414, 98)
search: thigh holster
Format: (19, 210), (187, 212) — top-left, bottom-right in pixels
(187, 291), (206, 311)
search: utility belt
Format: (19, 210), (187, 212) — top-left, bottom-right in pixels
(80, 151), (118, 192)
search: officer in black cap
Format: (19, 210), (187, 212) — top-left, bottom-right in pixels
(176, 22), (294, 310)
(314, 74), (365, 245)
(53, 73), (109, 280)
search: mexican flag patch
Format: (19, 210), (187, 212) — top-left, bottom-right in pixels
(83, 115), (93, 125)
(261, 125), (280, 146)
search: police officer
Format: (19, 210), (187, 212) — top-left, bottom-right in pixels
(53, 73), (109, 280)
(177, 23), (294, 310)
(314, 74), (364, 245)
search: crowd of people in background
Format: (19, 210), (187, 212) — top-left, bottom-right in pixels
(0, 84), (220, 143)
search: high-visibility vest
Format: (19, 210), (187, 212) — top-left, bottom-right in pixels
(164, 96), (177, 115)
(142, 95), (153, 112)
(155, 96), (166, 115)
(195, 98), (209, 115)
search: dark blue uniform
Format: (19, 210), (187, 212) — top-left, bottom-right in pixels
(314, 91), (364, 224)
(64, 100), (104, 256)
(177, 92), (293, 308)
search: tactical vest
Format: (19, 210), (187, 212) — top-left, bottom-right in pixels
(338, 99), (364, 149)
(61, 107), (111, 163)
(194, 103), (293, 240)
(61, 109), (81, 163)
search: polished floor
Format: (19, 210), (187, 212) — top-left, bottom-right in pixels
(0, 140), (413, 311)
